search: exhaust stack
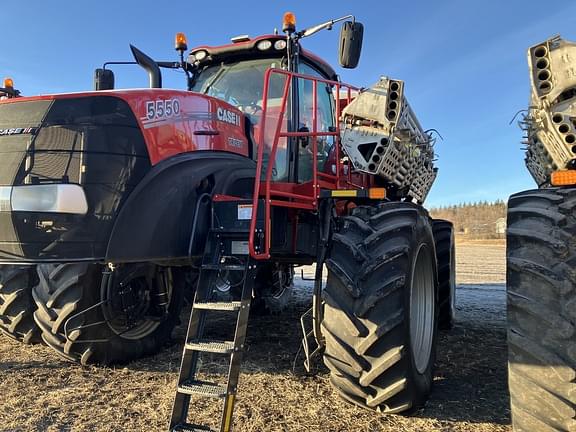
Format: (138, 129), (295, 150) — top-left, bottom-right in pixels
(130, 44), (162, 89)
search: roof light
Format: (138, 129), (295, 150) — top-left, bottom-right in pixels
(257, 40), (272, 51)
(231, 35), (250, 43)
(3, 78), (13, 89)
(175, 32), (188, 51)
(194, 50), (207, 61)
(282, 12), (296, 33)
(551, 169), (576, 186)
(274, 40), (287, 50)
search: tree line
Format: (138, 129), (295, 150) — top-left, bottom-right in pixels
(429, 200), (507, 239)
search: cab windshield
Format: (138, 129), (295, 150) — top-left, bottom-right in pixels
(190, 58), (286, 115)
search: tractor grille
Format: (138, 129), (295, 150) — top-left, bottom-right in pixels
(0, 95), (151, 262)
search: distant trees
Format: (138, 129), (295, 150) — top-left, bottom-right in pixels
(429, 200), (507, 239)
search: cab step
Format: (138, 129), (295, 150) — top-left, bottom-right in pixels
(178, 380), (228, 398)
(172, 423), (213, 432)
(201, 264), (245, 272)
(169, 224), (257, 432)
(185, 339), (235, 354)
(193, 301), (243, 311)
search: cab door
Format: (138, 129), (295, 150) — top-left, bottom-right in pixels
(296, 62), (336, 183)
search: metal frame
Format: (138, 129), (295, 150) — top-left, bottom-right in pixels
(249, 68), (362, 259)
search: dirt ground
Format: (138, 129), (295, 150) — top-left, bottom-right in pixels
(0, 240), (510, 432)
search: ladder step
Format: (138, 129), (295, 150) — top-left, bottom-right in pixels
(211, 228), (250, 236)
(178, 380), (228, 398)
(172, 423), (213, 432)
(194, 301), (242, 311)
(185, 339), (235, 354)
(202, 263), (245, 272)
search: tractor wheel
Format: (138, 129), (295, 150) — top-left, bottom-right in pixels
(432, 220), (456, 329)
(506, 188), (576, 432)
(253, 263), (294, 315)
(323, 202), (438, 413)
(0, 265), (41, 344)
(32, 263), (184, 365)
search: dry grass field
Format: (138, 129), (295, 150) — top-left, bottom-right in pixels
(0, 239), (510, 432)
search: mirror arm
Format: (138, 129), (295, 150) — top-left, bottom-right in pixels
(297, 14), (355, 39)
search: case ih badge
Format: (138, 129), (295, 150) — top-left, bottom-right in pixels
(0, 127), (36, 136)
(217, 107), (241, 126)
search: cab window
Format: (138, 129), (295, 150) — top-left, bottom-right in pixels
(297, 62), (336, 182)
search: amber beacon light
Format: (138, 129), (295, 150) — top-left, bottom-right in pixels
(282, 12), (296, 33)
(175, 32), (188, 52)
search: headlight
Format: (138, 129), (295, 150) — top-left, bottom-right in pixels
(256, 40), (272, 51)
(194, 50), (207, 61)
(274, 40), (287, 50)
(0, 184), (88, 215)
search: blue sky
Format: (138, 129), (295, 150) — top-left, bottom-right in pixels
(3, 1), (576, 206)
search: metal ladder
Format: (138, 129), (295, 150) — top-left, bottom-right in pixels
(169, 228), (257, 432)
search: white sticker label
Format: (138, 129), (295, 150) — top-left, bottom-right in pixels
(237, 204), (253, 220)
(231, 241), (249, 255)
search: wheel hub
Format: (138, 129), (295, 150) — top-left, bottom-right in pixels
(105, 267), (170, 340)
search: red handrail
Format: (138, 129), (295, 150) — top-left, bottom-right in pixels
(248, 68), (360, 259)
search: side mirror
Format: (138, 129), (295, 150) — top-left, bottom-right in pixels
(94, 69), (115, 91)
(338, 21), (364, 69)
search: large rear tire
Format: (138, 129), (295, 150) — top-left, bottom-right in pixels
(323, 202), (438, 413)
(0, 265), (41, 344)
(506, 188), (576, 432)
(432, 220), (456, 329)
(33, 263), (184, 365)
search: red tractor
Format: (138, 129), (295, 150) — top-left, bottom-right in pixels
(0, 13), (455, 431)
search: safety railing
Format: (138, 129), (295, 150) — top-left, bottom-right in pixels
(248, 68), (360, 259)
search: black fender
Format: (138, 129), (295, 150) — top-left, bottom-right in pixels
(106, 151), (255, 263)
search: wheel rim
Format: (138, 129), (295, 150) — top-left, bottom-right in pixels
(107, 269), (171, 340)
(410, 244), (435, 374)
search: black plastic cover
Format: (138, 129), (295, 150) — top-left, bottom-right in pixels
(0, 96), (150, 262)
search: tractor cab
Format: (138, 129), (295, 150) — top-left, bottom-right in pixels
(186, 34), (340, 183)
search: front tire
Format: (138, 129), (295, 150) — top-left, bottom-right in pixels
(323, 202), (438, 413)
(0, 265), (41, 344)
(33, 263), (184, 365)
(506, 188), (576, 432)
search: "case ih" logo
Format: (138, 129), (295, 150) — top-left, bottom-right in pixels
(0, 127), (37, 136)
(217, 108), (240, 126)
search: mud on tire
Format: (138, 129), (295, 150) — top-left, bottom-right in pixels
(0, 265), (41, 344)
(33, 263), (184, 365)
(506, 188), (576, 432)
(432, 219), (456, 329)
(323, 202), (438, 413)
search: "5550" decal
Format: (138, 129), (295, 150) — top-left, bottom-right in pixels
(145, 99), (181, 120)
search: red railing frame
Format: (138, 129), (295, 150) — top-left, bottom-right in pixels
(249, 68), (360, 259)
